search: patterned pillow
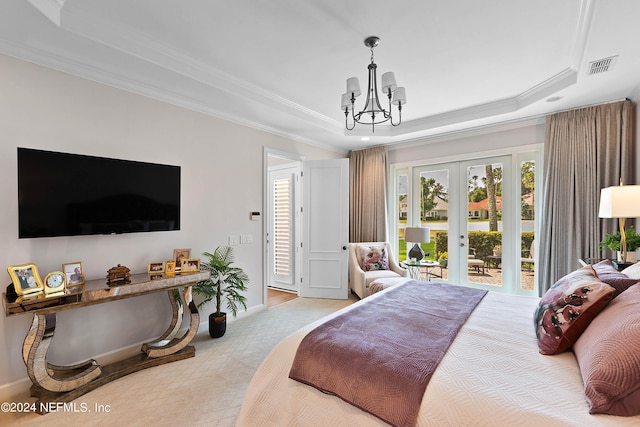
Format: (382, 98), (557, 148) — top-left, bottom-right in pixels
(573, 283), (640, 416)
(534, 265), (615, 355)
(592, 259), (639, 297)
(357, 244), (389, 271)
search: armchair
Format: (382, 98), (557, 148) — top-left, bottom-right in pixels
(348, 242), (406, 299)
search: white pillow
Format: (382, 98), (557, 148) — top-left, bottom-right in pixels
(622, 262), (640, 280)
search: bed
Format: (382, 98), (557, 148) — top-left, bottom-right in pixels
(237, 270), (640, 426)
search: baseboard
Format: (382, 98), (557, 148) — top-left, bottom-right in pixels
(197, 303), (265, 330)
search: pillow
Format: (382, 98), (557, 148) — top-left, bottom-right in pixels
(573, 283), (640, 416)
(357, 244), (389, 272)
(592, 259), (639, 297)
(534, 265), (615, 355)
(622, 261), (640, 280)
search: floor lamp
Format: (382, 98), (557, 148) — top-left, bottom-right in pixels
(405, 227), (430, 262)
(598, 184), (640, 263)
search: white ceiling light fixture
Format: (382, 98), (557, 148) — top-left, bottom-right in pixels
(341, 36), (406, 133)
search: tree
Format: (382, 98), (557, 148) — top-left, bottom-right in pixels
(418, 176), (449, 221)
(420, 177), (439, 220)
(492, 167), (503, 195)
(521, 161), (535, 220)
(470, 187), (487, 202)
(485, 164), (498, 231)
(432, 182), (447, 202)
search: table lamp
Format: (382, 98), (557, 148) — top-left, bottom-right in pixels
(598, 184), (640, 263)
(405, 227), (430, 262)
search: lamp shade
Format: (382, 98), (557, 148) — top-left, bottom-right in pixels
(381, 72), (397, 93)
(346, 77), (361, 97)
(598, 185), (640, 218)
(405, 227), (430, 243)
(392, 87), (406, 105)
(341, 93), (351, 111)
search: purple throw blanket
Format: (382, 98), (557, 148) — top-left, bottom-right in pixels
(289, 280), (487, 427)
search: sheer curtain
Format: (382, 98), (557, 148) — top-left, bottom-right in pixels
(539, 100), (633, 295)
(349, 146), (388, 242)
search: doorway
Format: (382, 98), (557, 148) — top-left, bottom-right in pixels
(265, 150), (302, 306)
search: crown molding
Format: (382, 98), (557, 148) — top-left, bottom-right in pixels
(54, 3), (342, 134)
(27, 0), (68, 26)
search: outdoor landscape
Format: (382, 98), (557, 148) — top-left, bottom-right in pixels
(397, 161), (536, 291)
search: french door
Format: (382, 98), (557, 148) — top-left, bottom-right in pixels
(401, 153), (538, 295)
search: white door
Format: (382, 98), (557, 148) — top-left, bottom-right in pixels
(301, 159), (349, 299)
(267, 164), (299, 292)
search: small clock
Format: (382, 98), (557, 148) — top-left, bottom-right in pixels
(44, 271), (66, 295)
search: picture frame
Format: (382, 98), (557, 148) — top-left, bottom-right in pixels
(181, 258), (200, 273)
(148, 261), (165, 274)
(165, 260), (176, 277)
(173, 249), (191, 270)
(7, 264), (44, 296)
(62, 261), (85, 288)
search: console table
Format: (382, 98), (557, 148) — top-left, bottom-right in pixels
(2, 271), (209, 413)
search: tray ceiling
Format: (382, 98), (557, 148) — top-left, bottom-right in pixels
(1, 0), (639, 152)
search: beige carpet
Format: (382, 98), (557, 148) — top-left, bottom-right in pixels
(1, 295), (356, 427)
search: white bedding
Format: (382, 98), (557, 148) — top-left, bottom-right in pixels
(236, 284), (640, 426)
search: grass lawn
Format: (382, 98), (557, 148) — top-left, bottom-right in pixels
(399, 240), (437, 261)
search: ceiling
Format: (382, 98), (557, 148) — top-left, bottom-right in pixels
(1, 0), (639, 153)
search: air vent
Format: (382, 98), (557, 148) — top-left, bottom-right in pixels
(588, 55), (618, 75)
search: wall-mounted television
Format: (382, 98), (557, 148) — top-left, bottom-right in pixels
(18, 148), (181, 238)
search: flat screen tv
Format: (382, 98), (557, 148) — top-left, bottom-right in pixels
(18, 148), (180, 238)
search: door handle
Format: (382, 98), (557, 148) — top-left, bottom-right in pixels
(342, 246), (347, 250)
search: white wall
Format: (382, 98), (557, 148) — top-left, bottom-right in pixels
(388, 123), (545, 165)
(0, 54), (343, 389)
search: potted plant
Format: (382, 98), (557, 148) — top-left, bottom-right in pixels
(438, 251), (448, 268)
(599, 225), (640, 263)
(194, 246), (249, 338)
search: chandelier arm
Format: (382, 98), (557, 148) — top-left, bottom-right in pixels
(345, 109), (355, 131)
(390, 102), (403, 127)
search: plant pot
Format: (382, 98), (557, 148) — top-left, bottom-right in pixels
(617, 251), (637, 263)
(209, 312), (227, 338)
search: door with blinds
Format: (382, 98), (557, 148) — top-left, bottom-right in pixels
(267, 163), (299, 292)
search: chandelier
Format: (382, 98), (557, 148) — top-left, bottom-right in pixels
(341, 36), (406, 132)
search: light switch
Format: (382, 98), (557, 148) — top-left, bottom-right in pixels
(229, 235), (239, 245)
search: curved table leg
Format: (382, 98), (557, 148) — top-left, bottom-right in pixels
(141, 289), (184, 353)
(143, 286), (199, 358)
(23, 313), (102, 392)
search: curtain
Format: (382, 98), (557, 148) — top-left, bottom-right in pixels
(349, 146), (388, 242)
(539, 100), (633, 295)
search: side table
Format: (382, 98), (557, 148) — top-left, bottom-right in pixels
(401, 260), (443, 281)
